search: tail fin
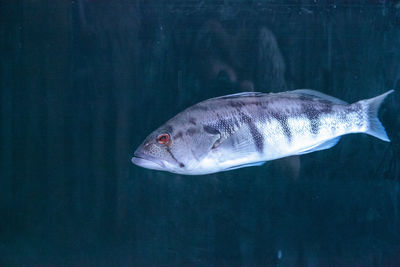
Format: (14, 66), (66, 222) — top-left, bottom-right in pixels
(362, 90), (394, 142)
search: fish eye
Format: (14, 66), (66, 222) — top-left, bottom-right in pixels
(157, 133), (170, 145)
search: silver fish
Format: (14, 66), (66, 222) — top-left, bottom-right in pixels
(132, 89), (394, 175)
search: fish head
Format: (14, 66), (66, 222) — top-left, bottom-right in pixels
(132, 115), (221, 175)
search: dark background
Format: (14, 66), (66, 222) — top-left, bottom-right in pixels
(1, 0), (400, 266)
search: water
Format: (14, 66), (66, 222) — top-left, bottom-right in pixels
(1, 1), (400, 266)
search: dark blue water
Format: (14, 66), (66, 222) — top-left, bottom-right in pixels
(1, 1), (400, 266)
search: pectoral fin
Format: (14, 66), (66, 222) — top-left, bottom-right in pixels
(212, 127), (260, 159)
(191, 127), (221, 161)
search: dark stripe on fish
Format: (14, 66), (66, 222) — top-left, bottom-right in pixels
(318, 99), (334, 110)
(186, 127), (199, 136)
(302, 104), (320, 135)
(347, 102), (362, 113)
(215, 118), (236, 136)
(347, 103), (363, 127)
(229, 100), (265, 108)
(166, 147), (185, 168)
(239, 113), (264, 153)
(301, 99), (335, 135)
(203, 125), (220, 135)
(173, 131), (183, 139)
(299, 97), (323, 135)
(189, 117), (197, 125)
(270, 112), (292, 142)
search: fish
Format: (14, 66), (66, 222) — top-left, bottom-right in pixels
(132, 89), (394, 175)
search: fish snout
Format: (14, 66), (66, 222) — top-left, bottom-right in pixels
(131, 149), (165, 171)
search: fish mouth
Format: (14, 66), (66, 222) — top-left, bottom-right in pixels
(131, 151), (165, 171)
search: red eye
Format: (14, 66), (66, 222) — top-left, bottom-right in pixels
(157, 133), (170, 145)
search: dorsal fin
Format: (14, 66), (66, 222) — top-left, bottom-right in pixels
(288, 89), (347, 104)
(208, 90), (347, 104)
(209, 92), (264, 100)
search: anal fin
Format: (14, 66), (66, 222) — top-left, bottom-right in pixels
(224, 161), (266, 171)
(295, 137), (341, 155)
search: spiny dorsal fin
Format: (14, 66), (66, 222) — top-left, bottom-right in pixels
(209, 92), (264, 100)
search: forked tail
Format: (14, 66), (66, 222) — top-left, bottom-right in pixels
(361, 90), (394, 142)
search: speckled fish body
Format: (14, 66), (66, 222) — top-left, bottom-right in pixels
(132, 89), (393, 175)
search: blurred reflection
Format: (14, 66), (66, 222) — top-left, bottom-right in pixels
(194, 19), (287, 93)
(194, 18), (300, 180)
